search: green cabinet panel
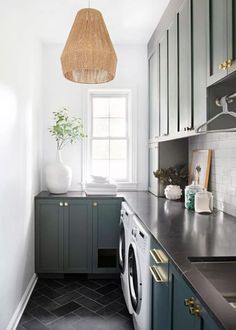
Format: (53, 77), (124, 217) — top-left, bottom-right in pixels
(63, 200), (92, 273)
(178, 0), (192, 132)
(207, 0), (228, 85)
(159, 32), (169, 137)
(168, 18), (178, 135)
(35, 200), (64, 273)
(192, 0), (207, 129)
(92, 199), (122, 273)
(149, 50), (160, 140)
(170, 264), (220, 330)
(207, 0), (236, 85)
(148, 143), (158, 196)
(150, 239), (170, 330)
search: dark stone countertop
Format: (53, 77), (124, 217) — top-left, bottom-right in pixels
(36, 190), (236, 329)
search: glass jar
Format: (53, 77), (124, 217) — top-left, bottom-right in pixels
(185, 181), (202, 210)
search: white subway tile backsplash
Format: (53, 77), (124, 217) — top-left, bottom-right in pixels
(189, 132), (236, 217)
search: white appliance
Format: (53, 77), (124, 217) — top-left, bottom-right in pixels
(119, 202), (134, 314)
(128, 215), (151, 330)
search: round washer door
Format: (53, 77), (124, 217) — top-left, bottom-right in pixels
(118, 221), (126, 274)
(128, 243), (142, 314)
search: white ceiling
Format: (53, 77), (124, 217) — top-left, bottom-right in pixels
(18, 0), (170, 45)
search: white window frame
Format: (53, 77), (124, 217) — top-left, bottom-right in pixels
(83, 89), (137, 189)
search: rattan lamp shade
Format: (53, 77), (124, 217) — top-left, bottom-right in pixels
(61, 8), (117, 84)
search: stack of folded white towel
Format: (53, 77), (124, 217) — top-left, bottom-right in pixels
(85, 176), (117, 195)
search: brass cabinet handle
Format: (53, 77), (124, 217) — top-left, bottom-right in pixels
(149, 266), (166, 283)
(184, 297), (195, 306)
(64, 202), (68, 207)
(227, 59), (233, 68)
(59, 202), (63, 206)
(93, 202), (97, 207)
(150, 249), (168, 264)
(219, 60), (228, 70)
(189, 305), (201, 317)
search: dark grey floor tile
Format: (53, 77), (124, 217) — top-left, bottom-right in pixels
(72, 316), (105, 330)
(49, 313), (80, 330)
(30, 306), (58, 325)
(96, 291), (120, 306)
(51, 301), (81, 317)
(37, 287), (62, 300)
(96, 283), (118, 295)
(16, 325), (26, 330)
(97, 301), (124, 318)
(118, 307), (131, 320)
(76, 296), (103, 312)
(116, 295), (126, 305)
(77, 286), (102, 300)
(63, 282), (83, 291)
(55, 291), (81, 305)
(73, 306), (100, 319)
(23, 318), (49, 330)
(78, 280), (102, 290)
(25, 300), (39, 312)
(19, 311), (34, 325)
(40, 280), (64, 290)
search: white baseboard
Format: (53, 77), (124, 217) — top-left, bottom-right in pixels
(7, 273), (38, 330)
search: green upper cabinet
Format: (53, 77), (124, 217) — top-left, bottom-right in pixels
(178, 0), (193, 132)
(63, 200), (92, 273)
(92, 199), (122, 273)
(149, 50), (160, 140)
(207, 0), (236, 85)
(35, 200), (64, 273)
(192, 0), (207, 128)
(159, 32), (169, 137)
(168, 18), (178, 135)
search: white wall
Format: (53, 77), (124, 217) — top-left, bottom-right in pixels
(41, 43), (148, 190)
(0, 8), (42, 330)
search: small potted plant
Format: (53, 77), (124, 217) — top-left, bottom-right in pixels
(153, 165), (188, 200)
(45, 108), (87, 194)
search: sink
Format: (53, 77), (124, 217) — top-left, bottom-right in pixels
(189, 257), (236, 308)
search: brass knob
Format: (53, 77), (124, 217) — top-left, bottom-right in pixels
(227, 59), (233, 68)
(93, 202), (97, 207)
(184, 297), (195, 306)
(64, 202), (68, 207)
(189, 305), (201, 317)
(59, 202), (63, 207)
(219, 61), (228, 70)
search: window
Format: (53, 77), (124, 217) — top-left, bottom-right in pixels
(86, 91), (134, 183)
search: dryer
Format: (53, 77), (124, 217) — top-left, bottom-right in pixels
(119, 202), (133, 314)
(128, 215), (151, 330)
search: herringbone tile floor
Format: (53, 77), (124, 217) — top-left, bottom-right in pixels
(17, 277), (134, 330)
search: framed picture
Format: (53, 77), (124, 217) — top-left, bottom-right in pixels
(189, 149), (212, 189)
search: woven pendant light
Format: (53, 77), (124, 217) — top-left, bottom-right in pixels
(61, 8), (117, 84)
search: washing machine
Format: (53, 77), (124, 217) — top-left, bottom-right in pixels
(128, 215), (151, 330)
(119, 202), (133, 314)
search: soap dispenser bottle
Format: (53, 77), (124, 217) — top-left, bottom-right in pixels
(185, 181), (202, 210)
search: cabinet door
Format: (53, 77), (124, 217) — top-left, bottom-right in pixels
(192, 0), (207, 128)
(227, 0), (236, 74)
(64, 200), (92, 273)
(35, 200), (64, 273)
(168, 18), (178, 135)
(148, 143), (158, 196)
(170, 265), (201, 330)
(149, 50), (160, 140)
(92, 199), (122, 273)
(159, 32), (169, 136)
(207, 0), (228, 85)
(178, 0), (193, 132)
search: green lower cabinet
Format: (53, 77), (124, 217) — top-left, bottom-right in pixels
(170, 264), (220, 330)
(63, 200), (92, 273)
(35, 200), (64, 273)
(92, 199), (122, 273)
(150, 239), (170, 330)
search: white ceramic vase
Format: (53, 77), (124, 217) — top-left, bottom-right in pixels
(164, 185), (182, 200)
(45, 150), (72, 194)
